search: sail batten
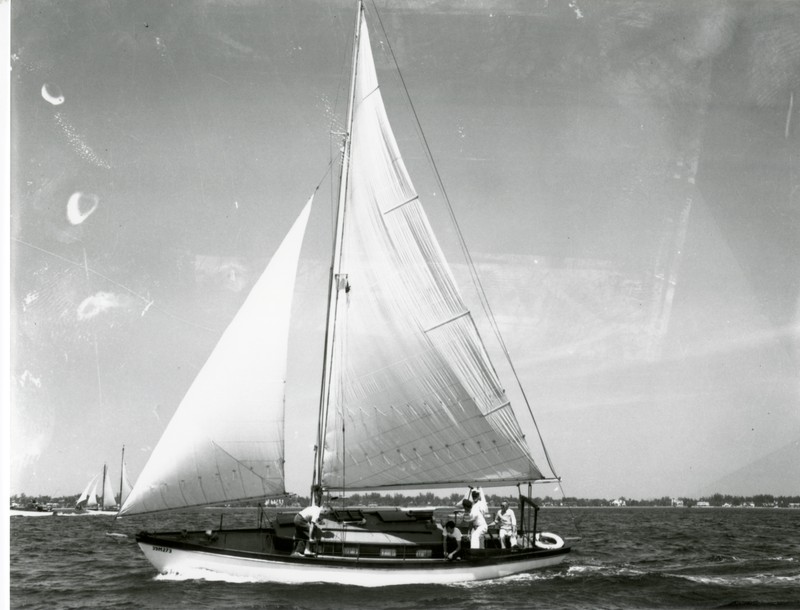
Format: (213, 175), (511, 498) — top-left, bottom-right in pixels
(119, 198), (313, 517)
(383, 195), (419, 215)
(320, 14), (543, 492)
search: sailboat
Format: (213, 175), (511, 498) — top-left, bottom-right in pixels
(76, 447), (132, 514)
(75, 474), (99, 511)
(119, 1), (570, 585)
(75, 466), (117, 513)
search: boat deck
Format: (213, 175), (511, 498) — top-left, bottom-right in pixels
(137, 507), (568, 565)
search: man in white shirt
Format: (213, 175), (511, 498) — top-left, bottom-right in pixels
(493, 501), (517, 549)
(464, 486), (489, 520)
(292, 486), (325, 557)
(458, 490), (489, 550)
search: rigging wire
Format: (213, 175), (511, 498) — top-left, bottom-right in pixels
(314, 0), (363, 497)
(329, 8), (352, 245)
(367, 0), (560, 479)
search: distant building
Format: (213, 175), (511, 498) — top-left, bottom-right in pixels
(610, 498), (626, 507)
(671, 498), (684, 507)
(696, 501), (710, 507)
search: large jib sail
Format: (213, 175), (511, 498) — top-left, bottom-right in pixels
(321, 13), (544, 492)
(119, 199), (313, 516)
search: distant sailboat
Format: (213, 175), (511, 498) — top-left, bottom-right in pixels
(75, 474), (99, 510)
(120, 1), (570, 585)
(76, 447), (130, 514)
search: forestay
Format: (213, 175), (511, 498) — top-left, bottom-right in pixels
(119, 199), (313, 516)
(321, 16), (543, 491)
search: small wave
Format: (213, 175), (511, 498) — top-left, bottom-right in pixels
(673, 573), (800, 587)
(709, 554), (742, 563)
(567, 564), (647, 578)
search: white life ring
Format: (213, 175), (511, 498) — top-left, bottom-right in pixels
(534, 531), (564, 550)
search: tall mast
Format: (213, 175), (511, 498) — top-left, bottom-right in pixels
(118, 445), (125, 505)
(313, 0), (363, 493)
(101, 463), (107, 507)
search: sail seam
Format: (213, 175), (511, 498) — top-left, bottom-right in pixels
(383, 195), (419, 214)
(423, 310), (470, 333)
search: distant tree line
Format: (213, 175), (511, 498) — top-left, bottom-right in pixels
(10, 493), (82, 508)
(11, 491), (800, 510)
(532, 494), (800, 508)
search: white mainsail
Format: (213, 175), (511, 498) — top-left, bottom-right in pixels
(87, 479), (99, 508)
(102, 468), (117, 509)
(320, 15), (543, 491)
(120, 461), (133, 505)
(119, 199), (313, 516)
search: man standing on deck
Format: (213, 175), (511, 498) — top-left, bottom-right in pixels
(292, 486), (324, 557)
(464, 486), (489, 520)
(493, 501), (517, 549)
(457, 498), (488, 549)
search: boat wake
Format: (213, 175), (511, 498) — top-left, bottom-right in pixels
(153, 569), (273, 584)
(560, 561), (800, 590)
(451, 569), (568, 589)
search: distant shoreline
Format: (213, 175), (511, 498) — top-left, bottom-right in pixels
(11, 492), (800, 512)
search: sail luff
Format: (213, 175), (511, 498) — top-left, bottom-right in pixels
(314, 0), (364, 494)
(119, 199), (313, 517)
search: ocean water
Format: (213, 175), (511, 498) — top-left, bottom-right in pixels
(9, 507), (800, 609)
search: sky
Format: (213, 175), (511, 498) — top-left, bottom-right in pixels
(8, 0), (800, 501)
